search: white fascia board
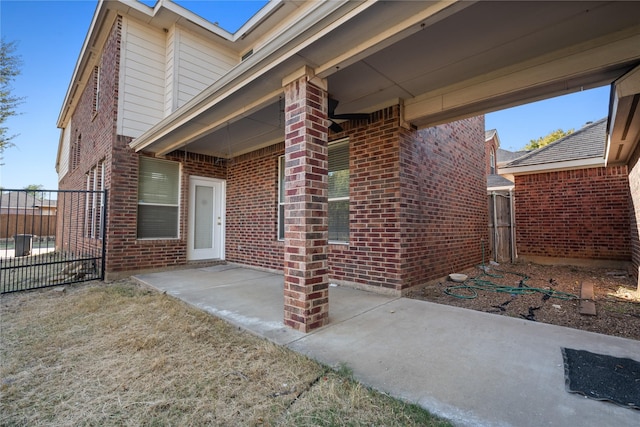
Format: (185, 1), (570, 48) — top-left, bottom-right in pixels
(56, 0), (106, 127)
(487, 185), (514, 194)
(499, 157), (605, 176)
(232, 0), (286, 42)
(159, 0), (234, 40)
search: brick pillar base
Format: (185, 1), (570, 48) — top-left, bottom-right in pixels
(282, 70), (329, 332)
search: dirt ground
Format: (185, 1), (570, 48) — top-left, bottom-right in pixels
(406, 262), (640, 341)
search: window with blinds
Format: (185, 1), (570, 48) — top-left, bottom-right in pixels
(85, 160), (105, 239)
(278, 139), (349, 242)
(327, 140), (349, 242)
(137, 157), (180, 239)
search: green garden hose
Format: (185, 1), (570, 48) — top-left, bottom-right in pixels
(443, 242), (579, 301)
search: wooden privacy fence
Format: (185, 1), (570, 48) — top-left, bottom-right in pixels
(488, 191), (516, 263)
(0, 214), (56, 238)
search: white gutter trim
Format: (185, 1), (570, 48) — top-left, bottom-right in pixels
(159, 0), (234, 40)
(487, 185), (514, 193)
(233, 0), (286, 42)
(500, 157), (605, 175)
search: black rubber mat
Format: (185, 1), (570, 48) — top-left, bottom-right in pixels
(562, 348), (640, 410)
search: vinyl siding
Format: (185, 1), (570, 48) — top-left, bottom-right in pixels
(164, 26), (176, 117)
(174, 28), (238, 109)
(118, 17), (166, 138)
(58, 124), (71, 180)
(117, 18), (240, 137)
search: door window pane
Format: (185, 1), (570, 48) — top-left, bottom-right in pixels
(194, 185), (213, 249)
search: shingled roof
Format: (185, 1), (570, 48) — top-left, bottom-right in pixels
(503, 118), (607, 169)
(497, 148), (529, 165)
(487, 174), (514, 190)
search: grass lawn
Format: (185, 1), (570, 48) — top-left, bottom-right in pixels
(0, 280), (451, 426)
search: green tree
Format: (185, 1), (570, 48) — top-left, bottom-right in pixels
(24, 184), (44, 200)
(524, 128), (573, 150)
(1, 39), (24, 158)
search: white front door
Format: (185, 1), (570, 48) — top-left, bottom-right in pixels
(188, 177), (225, 261)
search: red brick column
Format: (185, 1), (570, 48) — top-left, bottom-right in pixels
(282, 70), (329, 332)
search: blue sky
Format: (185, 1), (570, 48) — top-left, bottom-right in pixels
(0, 0), (610, 191)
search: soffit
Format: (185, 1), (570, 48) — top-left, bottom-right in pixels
(325, 1), (640, 117)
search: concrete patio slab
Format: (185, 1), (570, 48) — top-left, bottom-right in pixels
(134, 265), (640, 427)
(134, 264), (397, 345)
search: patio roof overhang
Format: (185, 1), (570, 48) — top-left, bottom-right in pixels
(606, 64), (640, 166)
(128, 1), (640, 160)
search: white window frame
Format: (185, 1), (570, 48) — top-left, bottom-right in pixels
(97, 161), (105, 240)
(85, 171), (93, 238)
(278, 155), (285, 240)
(84, 161), (106, 239)
(327, 139), (350, 244)
(137, 157), (181, 240)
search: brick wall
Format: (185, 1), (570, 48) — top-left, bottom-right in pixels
(223, 108), (487, 293)
(105, 150), (226, 275)
(628, 143), (640, 286)
(328, 107), (404, 291)
(58, 15), (232, 276)
(325, 108), (487, 292)
(514, 167), (631, 261)
(59, 18), (488, 289)
(398, 116), (488, 290)
(58, 16), (123, 260)
(226, 144), (285, 271)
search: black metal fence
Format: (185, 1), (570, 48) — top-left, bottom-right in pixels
(0, 189), (106, 293)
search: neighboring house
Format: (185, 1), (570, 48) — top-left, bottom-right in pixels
(496, 147), (529, 184)
(0, 191), (56, 215)
(501, 118), (631, 267)
(485, 129), (515, 192)
(55, 0), (640, 330)
(0, 191), (57, 239)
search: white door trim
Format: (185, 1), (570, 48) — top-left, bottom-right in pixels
(188, 176), (226, 261)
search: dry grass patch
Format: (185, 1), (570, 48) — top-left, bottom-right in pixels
(1, 280), (450, 426)
(281, 365), (451, 427)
